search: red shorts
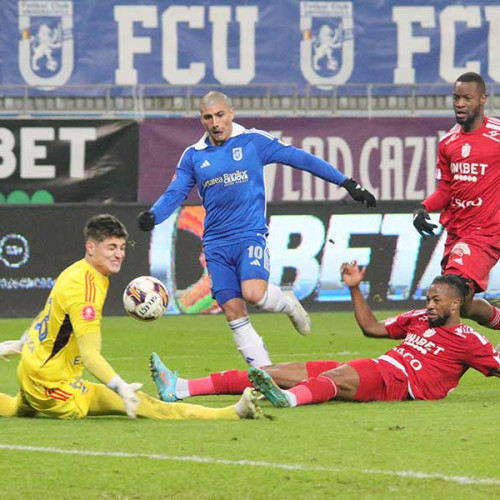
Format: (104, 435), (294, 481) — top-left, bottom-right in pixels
(305, 359), (410, 402)
(442, 234), (500, 292)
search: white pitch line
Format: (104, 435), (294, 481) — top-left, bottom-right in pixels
(0, 444), (498, 486)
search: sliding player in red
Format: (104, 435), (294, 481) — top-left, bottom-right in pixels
(150, 262), (500, 407)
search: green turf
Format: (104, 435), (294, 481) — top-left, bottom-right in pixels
(0, 312), (499, 499)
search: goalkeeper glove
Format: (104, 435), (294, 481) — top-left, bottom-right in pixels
(413, 204), (437, 239)
(341, 178), (376, 208)
(107, 376), (142, 418)
(138, 210), (156, 231)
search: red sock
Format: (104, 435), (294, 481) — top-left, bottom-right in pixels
(289, 375), (338, 406)
(486, 306), (500, 330)
(188, 377), (216, 396)
(210, 370), (252, 394)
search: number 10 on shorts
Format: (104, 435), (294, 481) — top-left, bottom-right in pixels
(248, 244), (270, 271)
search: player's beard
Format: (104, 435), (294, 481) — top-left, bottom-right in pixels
(428, 313), (450, 327)
(455, 106), (480, 129)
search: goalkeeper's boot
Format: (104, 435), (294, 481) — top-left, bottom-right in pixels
(284, 290), (311, 335)
(149, 352), (181, 402)
(234, 388), (261, 419)
(248, 367), (291, 408)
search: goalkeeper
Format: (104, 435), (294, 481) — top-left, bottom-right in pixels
(0, 214), (257, 421)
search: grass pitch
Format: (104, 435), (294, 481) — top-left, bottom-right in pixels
(0, 312), (499, 499)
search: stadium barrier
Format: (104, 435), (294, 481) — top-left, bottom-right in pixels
(1, 83), (500, 118)
(3, 202), (500, 318)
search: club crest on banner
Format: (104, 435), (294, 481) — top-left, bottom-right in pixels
(18, 0), (74, 87)
(232, 147), (243, 161)
(300, 1), (354, 87)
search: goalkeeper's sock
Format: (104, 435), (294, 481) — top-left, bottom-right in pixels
(187, 370), (251, 396)
(136, 392), (239, 420)
(256, 283), (293, 314)
(229, 316), (271, 367)
(288, 376), (338, 406)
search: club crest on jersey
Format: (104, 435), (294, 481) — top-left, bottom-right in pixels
(461, 143), (471, 158)
(232, 147), (243, 161)
(422, 328), (436, 338)
(300, 1), (354, 88)
(82, 305), (96, 321)
(18, 0), (74, 87)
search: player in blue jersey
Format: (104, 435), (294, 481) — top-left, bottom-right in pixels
(138, 91), (376, 367)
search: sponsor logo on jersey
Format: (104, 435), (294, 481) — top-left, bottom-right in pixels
(451, 196), (482, 209)
(200, 160), (211, 168)
(250, 259), (261, 266)
(203, 176), (223, 188)
(202, 172), (249, 188)
(461, 143), (471, 158)
(18, 0), (74, 87)
(403, 332), (444, 356)
(450, 162), (488, 182)
(82, 305), (96, 321)
(223, 170), (249, 186)
(232, 147), (243, 161)
(300, 1), (354, 87)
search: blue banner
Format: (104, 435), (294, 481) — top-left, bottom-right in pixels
(2, 1), (499, 91)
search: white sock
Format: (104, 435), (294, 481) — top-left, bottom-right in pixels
(256, 284), (292, 314)
(283, 390), (298, 407)
(175, 378), (190, 399)
(229, 316), (272, 367)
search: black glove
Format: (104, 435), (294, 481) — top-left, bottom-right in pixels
(137, 210), (156, 231)
(413, 204), (437, 239)
(341, 178), (376, 208)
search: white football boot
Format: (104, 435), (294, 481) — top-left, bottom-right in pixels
(284, 290), (312, 335)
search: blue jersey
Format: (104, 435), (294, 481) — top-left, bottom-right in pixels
(150, 123), (347, 250)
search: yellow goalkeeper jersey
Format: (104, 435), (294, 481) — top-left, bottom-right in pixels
(22, 258), (109, 385)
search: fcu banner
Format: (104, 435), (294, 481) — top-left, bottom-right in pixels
(2, 1), (500, 90)
(0, 120), (139, 203)
(139, 116), (453, 203)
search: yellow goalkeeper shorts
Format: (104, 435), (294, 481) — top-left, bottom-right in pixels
(17, 362), (92, 420)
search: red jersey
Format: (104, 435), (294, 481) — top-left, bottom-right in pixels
(381, 309), (500, 400)
(424, 117), (500, 237)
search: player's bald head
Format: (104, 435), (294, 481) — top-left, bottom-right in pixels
(199, 91), (232, 113)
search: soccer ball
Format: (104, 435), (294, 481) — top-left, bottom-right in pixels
(123, 276), (169, 321)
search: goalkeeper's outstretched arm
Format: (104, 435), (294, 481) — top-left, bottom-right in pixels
(77, 332), (142, 417)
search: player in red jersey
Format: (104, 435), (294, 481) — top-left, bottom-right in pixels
(150, 262), (500, 407)
(413, 72), (500, 345)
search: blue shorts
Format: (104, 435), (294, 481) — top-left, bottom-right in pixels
(205, 236), (270, 306)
